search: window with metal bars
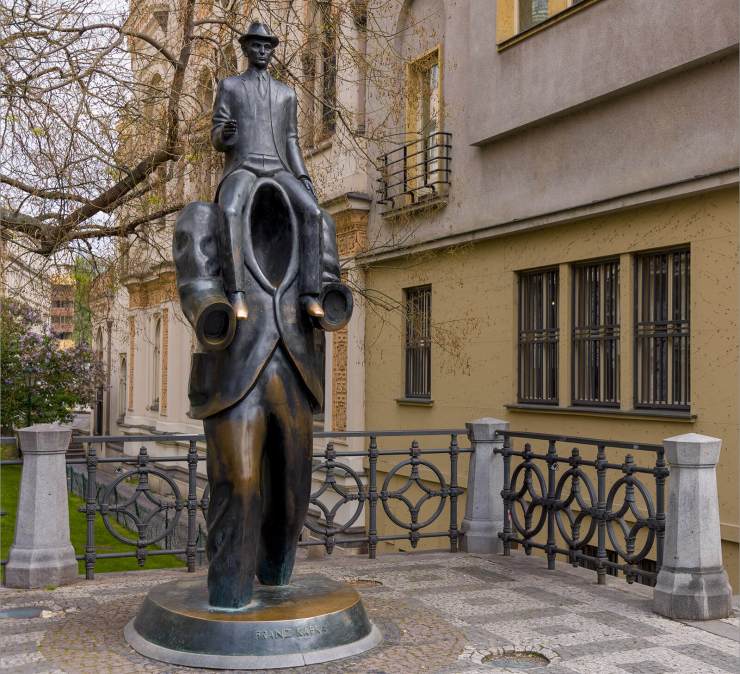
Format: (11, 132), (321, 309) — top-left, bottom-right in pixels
(572, 260), (620, 406)
(635, 249), (690, 409)
(404, 285), (431, 399)
(518, 269), (559, 404)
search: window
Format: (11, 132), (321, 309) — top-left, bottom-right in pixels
(118, 354), (127, 418)
(407, 48), (444, 196)
(303, 1), (337, 145)
(404, 285), (431, 399)
(572, 260), (620, 406)
(151, 317), (161, 411)
(498, 0), (594, 44)
(518, 0), (550, 32)
(518, 269), (559, 404)
(635, 249), (690, 409)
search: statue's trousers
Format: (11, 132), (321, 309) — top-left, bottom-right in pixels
(203, 345), (313, 608)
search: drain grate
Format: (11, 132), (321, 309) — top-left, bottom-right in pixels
(0, 606), (48, 619)
(483, 650), (550, 669)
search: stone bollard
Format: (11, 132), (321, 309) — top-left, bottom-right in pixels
(460, 418), (509, 554)
(5, 424), (78, 588)
(653, 433), (732, 620)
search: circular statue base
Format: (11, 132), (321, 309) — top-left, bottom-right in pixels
(124, 574), (382, 669)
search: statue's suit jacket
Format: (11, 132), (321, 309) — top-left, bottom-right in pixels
(174, 195), (324, 421)
(211, 71), (309, 182)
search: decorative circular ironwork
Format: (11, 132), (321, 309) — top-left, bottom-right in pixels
(380, 444), (448, 540)
(605, 467), (657, 565)
(305, 458), (366, 538)
(98, 453), (185, 548)
(553, 456), (598, 551)
(508, 446), (547, 541)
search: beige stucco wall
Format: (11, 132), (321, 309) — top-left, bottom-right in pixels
(363, 188), (739, 586)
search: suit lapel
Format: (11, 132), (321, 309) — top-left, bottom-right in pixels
(238, 72), (255, 119)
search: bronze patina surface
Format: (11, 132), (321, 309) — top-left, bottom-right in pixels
(170, 20), (353, 609)
(126, 20), (373, 670)
(125, 575), (381, 669)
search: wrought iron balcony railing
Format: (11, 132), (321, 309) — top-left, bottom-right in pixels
(376, 132), (452, 214)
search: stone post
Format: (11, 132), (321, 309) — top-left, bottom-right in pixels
(460, 418), (509, 554)
(5, 424), (78, 588)
(653, 433), (732, 620)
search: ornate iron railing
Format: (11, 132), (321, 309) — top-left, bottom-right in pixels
(1, 429), (469, 580)
(495, 431), (668, 585)
(376, 132), (452, 213)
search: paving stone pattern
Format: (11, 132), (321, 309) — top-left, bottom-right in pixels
(0, 552), (737, 673)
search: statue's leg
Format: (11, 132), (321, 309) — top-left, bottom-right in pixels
(217, 169), (257, 319)
(203, 384), (267, 608)
(320, 209), (341, 283)
(272, 172), (323, 311)
(257, 347), (314, 586)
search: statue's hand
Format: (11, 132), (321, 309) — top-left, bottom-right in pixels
(301, 177), (317, 201)
(222, 119), (238, 139)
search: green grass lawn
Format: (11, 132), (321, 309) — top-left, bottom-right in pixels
(1, 465), (185, 576)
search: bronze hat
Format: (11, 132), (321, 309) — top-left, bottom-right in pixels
(238, 22), (279, 48)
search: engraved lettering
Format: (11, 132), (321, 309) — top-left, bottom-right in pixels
(255, 623), (329, 639)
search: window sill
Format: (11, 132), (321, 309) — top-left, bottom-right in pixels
(381, 192), (448, 220)
(497, 0), (604, 52)
(396, 397), (434, 407)
(506, 403), (696, 422)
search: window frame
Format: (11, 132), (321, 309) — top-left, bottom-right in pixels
(404, 284), (432, 400)
(405, 45), (444, 196)
(151, 315), (161, 411)
(633, 247), (691, 411)
(517, 267), (559, 405)
(497, 0), (603, 49)
(570, 257), (620, 408)
(302, 0), (338, 148)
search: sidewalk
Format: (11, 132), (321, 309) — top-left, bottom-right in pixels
(0, 551), (737, 673)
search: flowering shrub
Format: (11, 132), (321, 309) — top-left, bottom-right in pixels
(0, 298), (105, 432)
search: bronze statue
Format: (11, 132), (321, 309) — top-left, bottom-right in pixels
(212, 22), (326, 322)
(172, 21), (352, 609)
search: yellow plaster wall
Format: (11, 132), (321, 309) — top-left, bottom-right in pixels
(364, 189), (739, 584)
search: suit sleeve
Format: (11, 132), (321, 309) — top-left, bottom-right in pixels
(285, 91), (310, 180)
(211, 80), (237, 152)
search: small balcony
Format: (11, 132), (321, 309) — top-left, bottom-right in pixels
(376, 132), (452, 217)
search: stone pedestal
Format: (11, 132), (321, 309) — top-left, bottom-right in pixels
(125, 575), (381, 669)
(653, 433), (732, 620)
(460, 418), (509, 554)
(5, 424), (78, 588)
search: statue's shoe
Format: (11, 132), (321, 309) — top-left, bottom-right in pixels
(303, 296), (325, 318)
(232, 292), (249, 320)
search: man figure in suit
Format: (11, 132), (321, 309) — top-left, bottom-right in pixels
(212, 21), (325, 321)
(173, 21), (351, 610)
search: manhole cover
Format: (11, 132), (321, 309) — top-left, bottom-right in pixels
(0, 606), (47, 619)
(483, 650), (550, 669)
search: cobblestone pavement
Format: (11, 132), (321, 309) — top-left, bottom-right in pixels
(0, 551), (737, 674)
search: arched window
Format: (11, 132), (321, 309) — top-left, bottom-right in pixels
(94, 327), (104, 364)
(151, 317), (161, 411)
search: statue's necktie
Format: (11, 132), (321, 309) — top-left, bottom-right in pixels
(258, 72), (266, 97)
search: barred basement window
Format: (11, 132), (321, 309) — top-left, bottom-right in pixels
(572, 260), (620, 406)
(635, 249), (690, 409)
(404, 285), (431, 399)
(518, 269), (559, 404)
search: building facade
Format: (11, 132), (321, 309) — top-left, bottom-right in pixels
(96, 1), (739, 586)
(359, 0), (739, 583)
